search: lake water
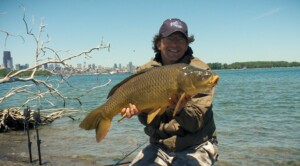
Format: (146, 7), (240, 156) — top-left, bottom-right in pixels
(1, 67), (300, 165)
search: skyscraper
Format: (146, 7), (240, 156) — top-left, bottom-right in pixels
(127, 61), (135, 73)
(3, 51), (13, 69)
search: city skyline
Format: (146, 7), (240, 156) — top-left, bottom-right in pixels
(0, 51), (132, 69)
(1, 51), (136, 73)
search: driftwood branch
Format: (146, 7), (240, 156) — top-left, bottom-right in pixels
(0, 6), (111, 108)
(0, 108), (79, 132)
(0, 30), (25, 48)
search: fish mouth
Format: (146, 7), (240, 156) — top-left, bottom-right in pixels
(210, 75), (219, 87)
(213, 75), (219, 84)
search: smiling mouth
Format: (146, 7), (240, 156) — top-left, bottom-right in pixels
(167, 49), (181, 56)
(169, 49), (179, 53)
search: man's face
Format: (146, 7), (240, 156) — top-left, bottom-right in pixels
(158, 32), (188, 65)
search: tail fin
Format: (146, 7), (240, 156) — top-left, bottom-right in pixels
(79, 107), (112, 143)
(79, 107), (102, 130)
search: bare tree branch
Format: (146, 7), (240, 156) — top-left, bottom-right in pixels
(0, 30), (25, 48)
(0, 85), (33, 103)
(0, 6), (111, 110)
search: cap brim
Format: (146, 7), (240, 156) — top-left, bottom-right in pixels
(161, 30), (188, 38)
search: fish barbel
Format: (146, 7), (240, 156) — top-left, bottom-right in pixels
(79, 63), (219, 143)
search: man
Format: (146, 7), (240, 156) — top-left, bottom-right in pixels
(122, 18), (219, 165)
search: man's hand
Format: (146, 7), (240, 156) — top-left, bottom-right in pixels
(160, 119), (184, 136)
(159, 136), (177, 151)
(121, 103), (139, 118)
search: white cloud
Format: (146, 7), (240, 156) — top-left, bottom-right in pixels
(251, 8), (282, 21)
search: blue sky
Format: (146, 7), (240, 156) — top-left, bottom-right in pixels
(1, 0), (299, 68)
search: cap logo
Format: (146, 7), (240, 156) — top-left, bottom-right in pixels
(170, 20), (183, 29)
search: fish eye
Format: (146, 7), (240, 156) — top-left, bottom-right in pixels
(196, 71), (211, 80)
(204, 71), (211, 76)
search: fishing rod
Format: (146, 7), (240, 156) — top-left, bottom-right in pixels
(33, 108), (42, 165)
(109, 140), (147, 166)
(24, 106), (32, 163)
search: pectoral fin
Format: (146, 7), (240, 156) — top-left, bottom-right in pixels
(173, 92), (186, 117)
(147, 108), (161, 124)
(147, 107), (167, 124)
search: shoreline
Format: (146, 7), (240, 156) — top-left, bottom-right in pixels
(0, 128), (131, 166)
(2, 129), (299, 166)
(0, 131), (103, 166)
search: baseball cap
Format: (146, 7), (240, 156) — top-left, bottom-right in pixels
(159, 18), (188, 38)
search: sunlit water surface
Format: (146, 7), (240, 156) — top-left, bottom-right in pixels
(1, 68), (300, 165)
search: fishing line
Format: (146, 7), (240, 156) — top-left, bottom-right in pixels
(105, 140), (147, 166)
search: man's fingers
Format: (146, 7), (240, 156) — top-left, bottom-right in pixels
(121, 103), (139, 119)
(121, 108), (126, 114)
(126, 108), (132, 118)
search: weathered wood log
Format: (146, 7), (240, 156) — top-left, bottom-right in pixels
(0, 108), (77, 132)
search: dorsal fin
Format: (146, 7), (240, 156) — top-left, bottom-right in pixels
(107, 67), (155, 98)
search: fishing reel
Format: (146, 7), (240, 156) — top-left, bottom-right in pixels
(33, 109), (42, 128)
(24, 106), (31, 123)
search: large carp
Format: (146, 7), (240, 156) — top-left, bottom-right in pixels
(79, 63), (219, 143)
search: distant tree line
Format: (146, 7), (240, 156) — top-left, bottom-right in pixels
(208, 61), (300, 70)
(0, 69), (52, 77)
